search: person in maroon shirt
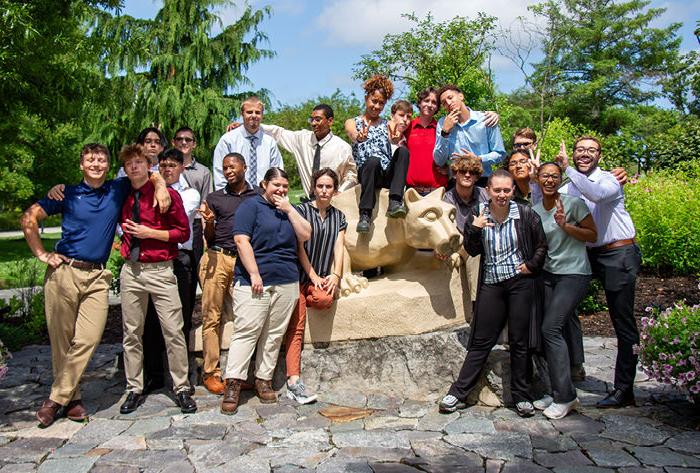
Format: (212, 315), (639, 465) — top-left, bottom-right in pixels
(405, 87), (500, 195)
(117, 144), (197, 415)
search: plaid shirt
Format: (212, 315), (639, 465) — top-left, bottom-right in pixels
(482, 201), (524, 284)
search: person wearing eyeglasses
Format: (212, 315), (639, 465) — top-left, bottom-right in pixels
(503, 150), (534, 205)
(555, 137), (641, 409)
(532, 162), (597, 419)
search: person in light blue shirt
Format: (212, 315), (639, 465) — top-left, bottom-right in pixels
(433, 84), (506, 183)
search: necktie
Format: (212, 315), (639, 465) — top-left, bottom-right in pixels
(312, 143), (321, 174)
(129, 190), (141, 262)
(247, 135), (258, 184)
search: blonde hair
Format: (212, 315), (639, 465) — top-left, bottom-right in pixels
(240, 96), (264, 114)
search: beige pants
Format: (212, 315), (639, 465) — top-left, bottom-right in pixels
(198, 250), (236, 378)
(44, 264), (111, 405)
(120, 260), (189, 393)
(224, 281), (299, 381)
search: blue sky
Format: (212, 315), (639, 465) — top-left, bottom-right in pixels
(122, 0), (700, 109)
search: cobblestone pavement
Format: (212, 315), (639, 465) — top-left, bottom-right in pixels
(1, 338), (699, 472)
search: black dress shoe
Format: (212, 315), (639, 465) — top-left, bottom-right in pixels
(176, 391), (197, 414)
(120, 392), (144, 414)
(596, 389), (635, 408)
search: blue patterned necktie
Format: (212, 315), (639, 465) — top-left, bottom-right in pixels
(247, 135), (258, 184)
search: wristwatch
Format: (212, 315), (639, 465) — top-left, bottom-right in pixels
(440, 129), (450, 138)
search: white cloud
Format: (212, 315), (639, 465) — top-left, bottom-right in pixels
(314, 0), (537, 46)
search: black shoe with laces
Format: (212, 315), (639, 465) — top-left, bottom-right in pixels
(386, 199), (407, 218)
(176, 390), (197, 414)
(596, 389), (635, 408)
(119, 391), (144, 414)
(356, 212), (371, 233)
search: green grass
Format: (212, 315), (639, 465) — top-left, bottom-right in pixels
(0, 234), (59, 289)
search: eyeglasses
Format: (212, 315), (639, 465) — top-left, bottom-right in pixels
(539, 173), (560, 181)
(158, 162), (180, 169)
(174, 137), (195, 143)
(513, 141), (534, 149)
(308, 117), (324, 124)
(574, 146), (599, 154)
(508, 159), (529, 168)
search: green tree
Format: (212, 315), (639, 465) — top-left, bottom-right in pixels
(89, 0), (274, 166)
(662, 50), (700, 116)
(352, 12), (497, 109)
(0, 0), (121, 209)
(528, 0), (681, 134)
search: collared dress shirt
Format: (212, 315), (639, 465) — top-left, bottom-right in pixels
(480, 201), (524, 284)
(170, 179), (200, 251)
(261, 124), (357, 195)
(560, 166), (636, 248)
(182, 158), (212, 205)
(212, 127), (283, 190)
(119, 180), (190, 262)
(434, 109), (506, 176)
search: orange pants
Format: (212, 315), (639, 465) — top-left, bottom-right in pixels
(284, 283), (335, 377)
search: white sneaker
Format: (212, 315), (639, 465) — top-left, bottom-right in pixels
(286, 380), (318, 405)
(533, 395), (553, 410)
(543, 398), (579, 419)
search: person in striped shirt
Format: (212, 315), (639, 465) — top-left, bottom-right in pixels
(284, 168), (347, 404)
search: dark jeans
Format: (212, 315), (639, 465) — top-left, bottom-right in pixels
(542, 272), (591, 403)
(588, 244), (642, 392)
(358, 147), (409, 212)
(143, 251), (195, 383)
(564, 308), (585, 366)
(191, 218), (204, 288)
(449, 275), (534, 404)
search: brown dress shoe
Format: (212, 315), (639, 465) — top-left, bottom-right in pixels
(36, 399), (62, 427)
(221, 379), (242, 415)
(255, 378), (277, 403)
(203, 375), (225, 395)
(65, 400), (87, 422)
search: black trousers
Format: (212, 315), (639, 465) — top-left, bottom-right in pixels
(143, 250), (195, 383)
(191, 218), (204, 287)
(588, 244), (642, 392)
(358, 147), (409, 212)
(449, 274), (534, 404)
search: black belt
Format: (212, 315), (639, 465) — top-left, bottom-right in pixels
(68, 259), (105, 271)
(209, 246), (236, 257)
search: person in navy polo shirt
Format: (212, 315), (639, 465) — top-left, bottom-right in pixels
(220, 167), (311, 415)
(21, 143), (170, 427)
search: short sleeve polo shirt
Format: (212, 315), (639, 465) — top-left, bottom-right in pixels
(232, 195), (299, 286)
(37, 177), (131, 264)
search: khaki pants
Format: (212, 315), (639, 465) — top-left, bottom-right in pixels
(224, 281), (299, 381)
(44, 264), (111, 405)
(120, 260), (189, 393)
(198, 250), (236, 378)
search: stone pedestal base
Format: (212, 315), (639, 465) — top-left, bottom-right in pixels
(190, 251), (472, 350)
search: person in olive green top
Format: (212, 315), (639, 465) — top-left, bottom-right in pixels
(532, 162), (598, 420)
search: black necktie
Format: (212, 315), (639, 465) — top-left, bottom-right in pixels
(312, 143), (321, 174)
(129, 190), (141, 262)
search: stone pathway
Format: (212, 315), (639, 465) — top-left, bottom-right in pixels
(1, 338), (699, 472)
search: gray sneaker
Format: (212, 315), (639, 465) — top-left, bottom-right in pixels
(286, 380), (318, 405)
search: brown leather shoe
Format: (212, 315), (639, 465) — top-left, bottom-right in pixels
(65, 400), (87, 422)
(220, 379), (242, 415)
(255, 378), (277, 403)
(203, 375), (225, 395)
(36, 399), (62, 427)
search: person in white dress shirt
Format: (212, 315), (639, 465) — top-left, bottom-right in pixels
(212, 96), (283, 190)
(555, 137), (641, 409)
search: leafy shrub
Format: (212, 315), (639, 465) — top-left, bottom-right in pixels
(578, 279), (607, 315)
(0, 288), (46, 352)
(625, 162), (700, 275)
(637, 300), (700, 400)
(107, 250), (125, 294)
(0, 338), (8, 382)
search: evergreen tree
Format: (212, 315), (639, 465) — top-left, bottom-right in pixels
(90, 0), (274, 165)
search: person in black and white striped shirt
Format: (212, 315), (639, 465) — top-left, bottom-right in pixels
(284, 168), (347, 404)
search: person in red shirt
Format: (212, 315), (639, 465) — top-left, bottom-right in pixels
(117, 144), (197, 415)
(406, 87), (501, 195)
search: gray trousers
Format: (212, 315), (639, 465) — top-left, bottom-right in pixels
(542, 272), (592, 403)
